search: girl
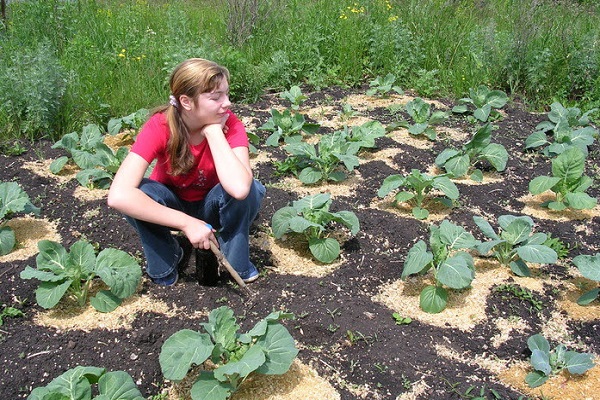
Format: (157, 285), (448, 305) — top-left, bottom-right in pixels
(108, 58), (265, 286)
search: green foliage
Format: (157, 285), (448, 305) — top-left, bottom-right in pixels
(0, 182), (40, 255)
(493, 284), (544, 312)
(525, 102), (598, 157)
(435, 123), (508, 181)
(525, 333), (595, 388)
(159, 306), (298, 400)
(474, 214), (557, 277)
(366, 74), (404, 97)
(543, 234), (570, 259)
(27, 366), (144, 400)
(377, 169), (459, 220)
(20, 240), (142, 312)
(107, 108), (149, 136)
(50, 124), (129, 189)
(279, 86), (307, 110)
(572, 253), (600, 305)
(392, 313), (412, 325)
(271, 193), (359, 263)
(0, 306), (24, 326)
(389, 97), (448, 140)
(528, 147), (597, 211)
(259, 108), (320, 147)
(452, 86), (508, 123)
(402, 220), (480, 313)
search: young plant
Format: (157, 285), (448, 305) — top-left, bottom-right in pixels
(0, 181), (40, 255)
(342, 120), (386, 153)
(159, 306), (298, 400)
(377, 169), (459, 220)
(50, 123), (129, 189)
(572, 253), (600, 305)
(279, 85), (307, 110)
(27, 366), (144, 400)
(259, 108), (320, 147)
(271, 193), (360, 263)
(452, 85), (508, 122)
(107, 107), (149, 136)
(391, 97), (448, 140)
(525, 333), (595, 388)
(0, 306), (24, 326)
(366, 73), (403, 97)
(402, 220), (480, 313)
(473, 214), (558, 277)
(528, 146), (597, 211)
(20, 240), (142, 312)
(435, 123), (508, 181)
(525, 102), (598, 156)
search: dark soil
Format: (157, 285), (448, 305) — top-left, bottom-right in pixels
(1, 86), (599, 399)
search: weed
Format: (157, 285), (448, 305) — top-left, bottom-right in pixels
(494, 284), (544, 312)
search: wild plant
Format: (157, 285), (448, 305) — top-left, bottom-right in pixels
(528, 146), (597, 211)
(27, 366), (144, 400)
(377, 169), (459, 220)
(159, 306), (298, 400)
(402, 220), (480, 313)
(366, 73), (403, 97)
(0, 182), (40, 256)
(435, 123), (508, 181)
(525, 102), (598, 157)
(0, 306), (24, 326)
(259, 108), (320, 146)
(525, 333), (595, 388)
(271, 193), (360, 263)
(452, 85), (508, 123)
(279, 85), (307, 110)
(390, 97), (448, 140)
(473, 214), (557, 277)
(572, 253), (600, 305)
(50, 123), (129, 189)
(20, 240), (142, 312)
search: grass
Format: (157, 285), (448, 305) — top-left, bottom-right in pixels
(0, 0), (598, 142)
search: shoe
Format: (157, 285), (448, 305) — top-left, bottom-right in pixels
(152, 269), (178, 286)
(239, 266), (259, 283)
(196, 249), (220, 286)
(174, 235), (193, 271)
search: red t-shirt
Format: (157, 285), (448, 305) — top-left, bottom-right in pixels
(131, 110), (248, 201)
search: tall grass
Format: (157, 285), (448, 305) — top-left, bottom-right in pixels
(0, 0), (598, 141)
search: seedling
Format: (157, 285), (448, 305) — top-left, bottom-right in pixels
(271, 193), (360, 263)
(20, 239), (142, 312)
(392, 312), (412, 325)
(259, 108), (320, 146)
(402, 220), (480, 313)
(452, 85), (508, 122)
(159, 306), (298, 400)
(27, 366), (144, 400)
(279, 85), (307, 110)
(435, 123), (508, 181)
(0, 181), (40, 255)
(338, 103), (360, 121)
(473, 214), (557, 277)
(107, 107), (149, 136)
(528, 146), (597, 211)
(0, 306), (24, 326)
(525, 333), (595, 388)
(493, 284), (544, 311)
(366, 73), (403, 97)
(390, 97), (448, 140)
(572, 253), (600, 305)
(377, 169), (459, 220)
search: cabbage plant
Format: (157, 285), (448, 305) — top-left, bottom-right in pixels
(572, 253), (600, 305)
(452, 85), (508, 122)
(0, 181), (40, 255)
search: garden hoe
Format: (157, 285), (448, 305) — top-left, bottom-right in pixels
(209, 242), (254, 296)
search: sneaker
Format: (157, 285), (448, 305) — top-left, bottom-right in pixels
(239, 266), (259, 283)
(196, 249), (220, 286)
(174, 235), (193, 271)
(152, 269), (178, 286)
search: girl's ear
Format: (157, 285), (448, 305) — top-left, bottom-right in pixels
(179, 95), (193, 111)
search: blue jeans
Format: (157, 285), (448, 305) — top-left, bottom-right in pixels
(126, 178), (266, 280)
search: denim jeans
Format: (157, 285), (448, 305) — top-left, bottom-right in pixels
(126, 178), (266, 280)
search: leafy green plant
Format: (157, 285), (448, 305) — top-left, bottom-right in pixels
(20, 239), (142, 312)
(402, 220), (480, 313)
(338, 103), (360, 121)
(452, 85), (508, 122)
(50, 123), (129, 189)
(435, 123), (508, 181)
(0, 306), (24, 326)
(366, 73), (403, 97)
(279, 85), (307, 110)
(528, 146), (597, 211)
(572, 253), (600, 305)
(543, 234), (570, 259)
(259, 108), (320, 147)
(159, 306), (298, 400)
(390, 97), (448, 140)
(392, 312), (412, 325)
(271, 193), (360, 263)
(107, 107), (149, 136)
(473, 214), (557, 277)
(27, 366), (144, 400)
(525, 333), (595, 388)
(493, 284), (543, 312)
(0, 182), (40, 255)
(377, 169), (459, 220)
(525, 102), (598, 157)
(342, 120), (386, 153)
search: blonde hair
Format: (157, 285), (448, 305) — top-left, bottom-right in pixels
(155, 58), (230, 175)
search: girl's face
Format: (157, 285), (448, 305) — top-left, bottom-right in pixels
(189, 79), (231, 127)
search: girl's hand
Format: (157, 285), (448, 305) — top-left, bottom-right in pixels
(183, 220), (218, 250)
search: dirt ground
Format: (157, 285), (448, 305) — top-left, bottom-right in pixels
(1, 86), (599, 400)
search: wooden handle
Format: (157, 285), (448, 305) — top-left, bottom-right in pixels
(209, 242), (253, 296)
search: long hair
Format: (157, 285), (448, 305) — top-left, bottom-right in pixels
(154, 58), (229, 175)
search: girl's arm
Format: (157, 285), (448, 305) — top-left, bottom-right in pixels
(107, 152), (216, 249)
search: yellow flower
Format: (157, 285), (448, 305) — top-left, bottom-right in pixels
(388, 15), (398, 22)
